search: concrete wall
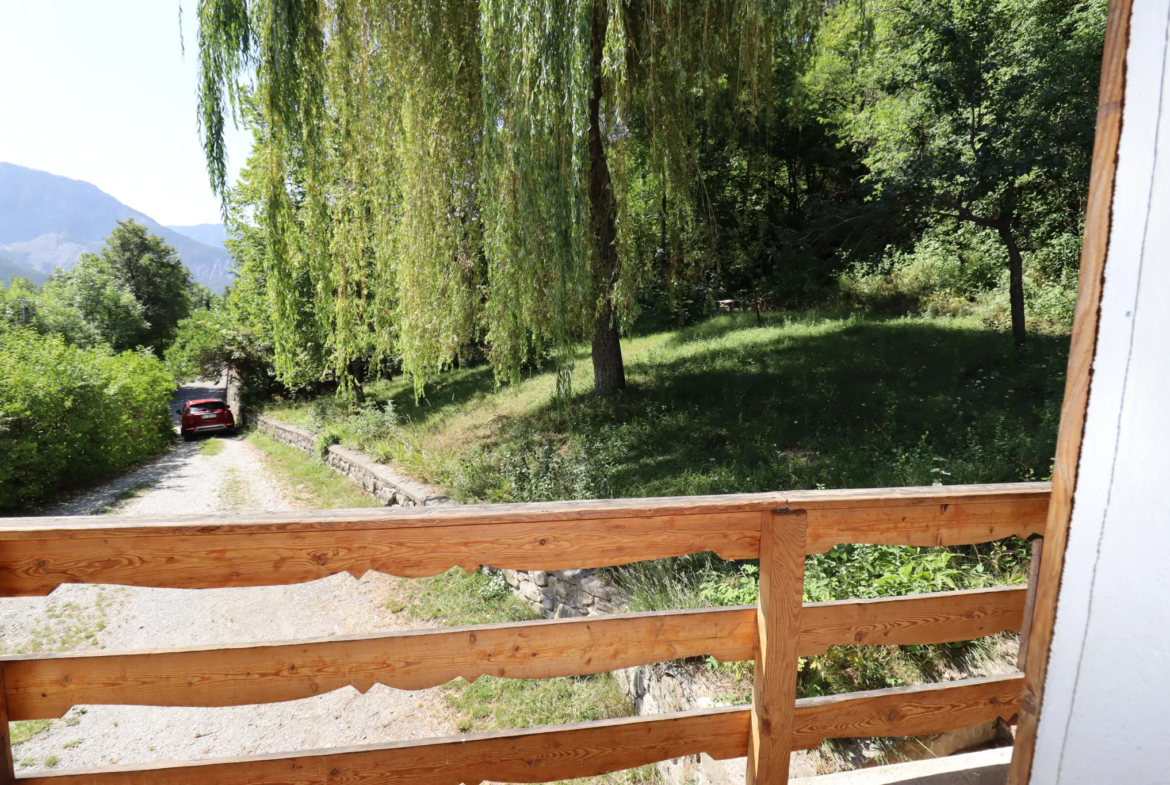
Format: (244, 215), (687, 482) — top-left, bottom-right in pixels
(1030, 3), (1170, 782)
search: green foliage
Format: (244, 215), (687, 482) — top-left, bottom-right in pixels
(0, 326), (175, 511)
(2, 220), (195, 356)
(245, 431), (382, 509)
(812, 0), (1105, 338)
(196, 0), (813, 396)
(839, 223), (1081, 330)
(96, 219), (194, 353)
(36, 253), (149, 351)
(409, 568), (536, 628)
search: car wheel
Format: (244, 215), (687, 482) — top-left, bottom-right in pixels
(181, 429), (195, 442)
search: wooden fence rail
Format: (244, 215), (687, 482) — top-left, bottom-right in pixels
(0, 482), (1049, 784)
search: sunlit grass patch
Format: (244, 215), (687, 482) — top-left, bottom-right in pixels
(245, 431), (380, 510)
(199, 438), (227, 456)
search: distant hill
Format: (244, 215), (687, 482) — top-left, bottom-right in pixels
(0, 253), (48, 287)
(0, 163), (233, 292)
(167, 223), (228, 251)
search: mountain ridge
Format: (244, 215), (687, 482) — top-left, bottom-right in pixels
(0, 163), (233, 292)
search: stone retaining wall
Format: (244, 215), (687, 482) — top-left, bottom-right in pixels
(499, 568), (621, 618)
(250, 413), (450, 507)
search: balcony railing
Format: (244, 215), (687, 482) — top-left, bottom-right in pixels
(0, 481), (1049, 784)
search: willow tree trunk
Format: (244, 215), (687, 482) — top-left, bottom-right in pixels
(587, 0), (626, 395)
(997, 223), (1027, 345)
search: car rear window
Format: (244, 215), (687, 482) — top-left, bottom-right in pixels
(190, 402), (226, 413)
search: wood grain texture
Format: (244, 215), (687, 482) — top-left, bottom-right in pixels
(0, 484), (1048, 596)
(791, 673), (1024, 750)
(1, 607), (759, 721)
(1015, 539), (1043, 671)
(802, 497), (1048, 554)
(0, 514), (761, 597)
(0, 483), (1047, 540)
(14, 675), (1023, 784)
(14, 706), (751, 785)
(0, 588), (1025, 721)
(748, 510), (806, 785)
(0, 666), (15, 785)
(1007, 0), (1131, 781)
(799, 585), (1026, 656)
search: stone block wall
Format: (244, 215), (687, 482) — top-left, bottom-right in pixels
(250, 413), (449, 507)
(499, 568), (622, 618)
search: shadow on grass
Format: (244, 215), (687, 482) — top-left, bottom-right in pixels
(460, 317), (1069, 500)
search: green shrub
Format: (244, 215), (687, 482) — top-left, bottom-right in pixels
(0, 326), (174, 511)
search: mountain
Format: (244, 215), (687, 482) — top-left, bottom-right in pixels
(167, 223), (228, 251)
(0, 253), (47, 286)
(0, 163), (233, 292)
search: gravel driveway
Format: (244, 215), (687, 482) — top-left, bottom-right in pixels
(2, 382), (454, 772)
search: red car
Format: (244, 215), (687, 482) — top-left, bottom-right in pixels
(177, 398), (236, 441)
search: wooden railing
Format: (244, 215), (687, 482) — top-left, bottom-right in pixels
(0, 482), (1049, 784)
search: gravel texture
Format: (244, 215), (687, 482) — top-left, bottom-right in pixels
(3, 382), (454, 773)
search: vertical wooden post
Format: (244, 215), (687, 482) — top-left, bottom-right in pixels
(747, 509), (807, 785)
(0, 665), (15, 784)
(1015, 538), (1044, 671)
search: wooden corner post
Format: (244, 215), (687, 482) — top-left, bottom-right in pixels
(1, 664), (15, 784)
(748, 509), (807, 784)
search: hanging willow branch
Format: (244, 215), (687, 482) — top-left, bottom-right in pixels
(197, 0), (813, 396)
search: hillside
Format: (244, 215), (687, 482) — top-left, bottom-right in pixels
(167, 223), (228, 250)
(0, 163), (232, 292)
(0, 253), (48, 286)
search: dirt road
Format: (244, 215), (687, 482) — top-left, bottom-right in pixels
(1, 382), (454, 772)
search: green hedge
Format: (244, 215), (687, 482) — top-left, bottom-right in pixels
(0, 327), (175, 511)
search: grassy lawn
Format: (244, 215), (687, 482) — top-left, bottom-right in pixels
(261, 308), (1067, 698)
(266, 309), (1067, 503)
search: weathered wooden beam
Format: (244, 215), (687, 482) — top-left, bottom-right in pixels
(748, 510), (806, 785)
(0, 484), (1048, 596)
(0, 666), (15, 785)
(799, 585), (1026, 656)
(14, 705), (751, 785)
(1, 587), (1026, 721)
(14, 675), (1023, 785)
(792, 672), (1024, 750)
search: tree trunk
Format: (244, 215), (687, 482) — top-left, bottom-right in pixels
(997, 223), (1027, 345)
(587, 0), (626, 395)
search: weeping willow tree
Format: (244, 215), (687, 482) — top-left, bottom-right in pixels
(197, 0), (813, 396)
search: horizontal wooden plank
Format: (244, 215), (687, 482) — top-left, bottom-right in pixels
(0, 483), (1047, 540)
(15, 675), (1022, 784)
(0, 484), (1048, 596)
(791, 672), (1024, 750)
(1, 607), (755, 721)
(0, 514), (762, 597)
(3, 587), (1025, 720)
(799, 585), (1026, 655)
(802, 496), (1049, 554)
(14, 705), (751, 785)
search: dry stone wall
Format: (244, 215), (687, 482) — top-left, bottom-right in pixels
(250, 413), (449, 507)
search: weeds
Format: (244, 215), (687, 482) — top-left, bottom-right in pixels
(199, 438), (227, 456)
(246, 432), (380, 509)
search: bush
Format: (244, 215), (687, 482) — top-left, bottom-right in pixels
(0, 326), (175, 510)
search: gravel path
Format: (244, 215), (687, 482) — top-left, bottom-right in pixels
(2, 382), (455, 773)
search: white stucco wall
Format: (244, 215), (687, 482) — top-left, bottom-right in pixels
(1029, 2), (1170, 782)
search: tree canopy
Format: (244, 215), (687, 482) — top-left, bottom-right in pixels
(196, 0), (814, 396)
(811, 0), (1106, 342)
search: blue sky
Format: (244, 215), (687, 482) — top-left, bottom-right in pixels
(0, 1), (253, 226)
